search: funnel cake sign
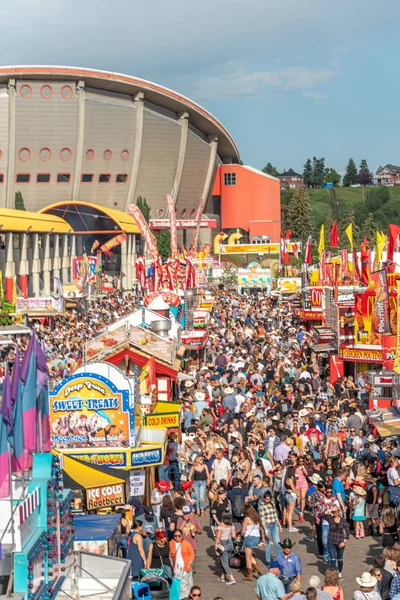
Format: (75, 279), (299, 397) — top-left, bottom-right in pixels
(50, 372), (130, 449)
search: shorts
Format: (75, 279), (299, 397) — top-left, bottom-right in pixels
(366, 504), (379, 519)
(286, 492), (297, 504)
(244, 535), (260, 549)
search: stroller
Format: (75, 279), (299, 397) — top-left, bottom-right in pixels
(229, 537), (246, 569)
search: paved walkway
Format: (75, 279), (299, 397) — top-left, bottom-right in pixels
(194, 516), (382, 600)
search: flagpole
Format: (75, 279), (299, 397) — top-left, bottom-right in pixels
(7, 443), (15, 552)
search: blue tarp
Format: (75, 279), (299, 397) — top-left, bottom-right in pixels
(74, 514), (121, 541)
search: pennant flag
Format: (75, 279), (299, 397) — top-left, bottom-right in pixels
(99, 233), (127, 256)
(292, 243), (299, 259)
(127, 204), (158, 259)
(345, 223), (353, 252)
(136, 255), (146, 292)
(330, 221), (339, 248)
(376, 231), (386, 269)
(190, 198), (205, 254)
(304, 236), (312, 265)
(280, 239), (290, 265)
(11, 347), (20, 406)
(167, 194), (179, 257)
(165, 258), (175, 291)
(318, 225), (325, 258)
(36, 339), (50, 453)
(20, 333), (37, 457)
(285, 229), (292, 240)
(90, 239), (100, 254)
(387, 224), (400, 267)
(0, 414), (10, 498)
(0, 363), (12, 433)
(360, 236), (371, 285)
(352, 249), (360, 282)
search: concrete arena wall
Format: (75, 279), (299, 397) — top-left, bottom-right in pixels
(0, 72), (238, 217)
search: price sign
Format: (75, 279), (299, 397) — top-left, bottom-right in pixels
(130, 469), (145, 496)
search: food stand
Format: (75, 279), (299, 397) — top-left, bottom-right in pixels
(73, 514), (121, 556)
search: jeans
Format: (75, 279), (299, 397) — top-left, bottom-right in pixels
(169, 461), (180, 489)
(158, 465), (170, 483)
(281, 577), (295, 593)
(119, 535), (128, 558)
(193, 480), (206, 511)
(219, 540), (233, 577)
(322, 523), (330, 561)
(328, 541), (345, 573)
(264, 523), (281, 564)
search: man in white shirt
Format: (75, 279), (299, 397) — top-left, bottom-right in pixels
(210, 448), (232, 484)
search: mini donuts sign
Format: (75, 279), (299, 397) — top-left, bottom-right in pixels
(50, 373), (130, 449)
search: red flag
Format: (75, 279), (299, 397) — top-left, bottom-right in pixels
(285, 229), (292, 240)
(136, 255), (146, 292)
(292, 243), (299, 259)
(166, 194), (178, 257)
(352, 249), (360, 282)
(387, 224), (400, 270)
(330, 221), (339, 247)
(280, 239), (290, 265)
(165, 258), (174, 290)
(340, 249), (349, 279)
(304, 236), (312, 265)
(360, 236), (370, 285)
(333, 263), (341, 302)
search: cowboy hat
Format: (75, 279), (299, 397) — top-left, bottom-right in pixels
(156, 480), (170, 492)
(279, 538), (295, 549)
(309, 473), (322, 485)
(304, 403), (314, 410)
(185, 380), (195, 388)
(356, 572), (377, 587)
(224, 386), (234, 394)
(195, 392), (206, 401)
(352, 484), (367, 497)
(181, 480), (193, 491)
(367, 434), (376, 442)
(343, 456), (356, 466)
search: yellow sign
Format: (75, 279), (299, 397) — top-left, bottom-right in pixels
(339, 347), (383, 362)
(221, 243), (295, 255)
(86, 483), (125, 510)
(144, 413), (179, 428)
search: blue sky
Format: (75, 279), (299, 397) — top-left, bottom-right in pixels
(2, 0), (399, 173)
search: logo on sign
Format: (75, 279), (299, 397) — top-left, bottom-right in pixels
(310, 288), (323, 307)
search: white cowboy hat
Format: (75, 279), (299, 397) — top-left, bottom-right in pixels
(343, 456), (355, 466)
(356, 572), (377, 587)
(224, 386), (234, 394)
(185, 380), (195, 388)
(195, 392), (206, 401)
(309, 474), (322, 484)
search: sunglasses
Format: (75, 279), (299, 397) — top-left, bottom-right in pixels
(192, 594), (201, 597)
(174, 534), (182, 538)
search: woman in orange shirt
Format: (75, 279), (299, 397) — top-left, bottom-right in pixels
(170, 529), (195, 599)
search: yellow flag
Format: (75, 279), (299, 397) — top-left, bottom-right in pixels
(376, 231), (386, 268)
(318, 224), (325, 258)
(394, 279), (400, 374)
(345, 223), (353, 252)
(139, 360), (150, 395)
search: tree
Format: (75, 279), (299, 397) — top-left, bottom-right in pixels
(262, 162), (279, 177)
(287, 188), (313, 242)
(324, 167), (341, 187)
(365, 186), (390, 211)
(362, 213), (377, 243)
(324, 210), (334, 246)
(303, 159), (313, 188)
(219, 262), (238, 289)
(156, 230), (171, 261)
(15, 191), (25, 211)
(343, 158), (358, 187)
(358, 159), (372, 185)
(136, 196), (151, 223)
(312, 156), (325, 187)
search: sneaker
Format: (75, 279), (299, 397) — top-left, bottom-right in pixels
(338, 573), (343, 580)
(226, 580), (236, 586)
(304, 536), (314, 542)
(288, 527), (299, 532)
(298, 514), (304, 524)
(217, 577), (225, 583)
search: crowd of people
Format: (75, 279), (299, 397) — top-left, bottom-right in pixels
(142, 290), (400, 600)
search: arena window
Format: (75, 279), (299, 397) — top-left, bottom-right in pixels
(99, 174), (111, 183)
(18, 147), (31, 161)
(103, 149), (112, 160)
(37, 173), (51, 183)
(16, 174), (30, 183)
(81, 173), (93, 183)
(0, 174), (4, 183)
(40, 85), (53, 99)
(57, 173), (71, 183)
(120, 149), (130, 161)
(39, 147), (51, 161)
(116, 174), (128, 183)
(224, 172), (236, 186)
(86, 149), (95, 160)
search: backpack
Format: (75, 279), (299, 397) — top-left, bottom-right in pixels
(366, 483), (376, 504)
(232, 492), (245, 518)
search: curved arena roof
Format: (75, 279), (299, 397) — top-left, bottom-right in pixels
(0, 66), (239, 217)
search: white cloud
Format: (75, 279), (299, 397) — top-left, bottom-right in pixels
(301, 91), (328, 99)
(191, 62), (339, 100)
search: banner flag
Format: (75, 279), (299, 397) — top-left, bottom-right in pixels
(127, 204), (158, 259)
(369, 269), (390, 334)
(345, 223), (353, 251)
(330, 221), (339, 247)
(100, 233), (127, 255)
(340, 249), (349, 279)
(393, 279), (400, 373)
(318, 225), (325, 258)
(167, 194), (178, 257)
(190, 198), (205, 254)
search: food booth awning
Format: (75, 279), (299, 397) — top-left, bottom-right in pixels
(61, 454), (130, 490)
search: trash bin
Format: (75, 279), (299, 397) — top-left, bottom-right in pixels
(132, 582), (152, 600)
(141, 577), (169, 600)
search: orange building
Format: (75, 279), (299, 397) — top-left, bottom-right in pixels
(212, 164), (281, 242)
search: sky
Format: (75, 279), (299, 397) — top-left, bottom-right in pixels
(2, 0), (399, 173)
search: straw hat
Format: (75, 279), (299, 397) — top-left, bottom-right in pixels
(352, 484), (367, 497)
(185, 380), (195, 388)
(309, 473), (322, 485)
(356, 572), (377, 587)
(343, 456), (355, 466)
(224, 386), (234, 394)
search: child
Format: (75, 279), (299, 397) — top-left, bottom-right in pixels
(351, 484), (367, 538)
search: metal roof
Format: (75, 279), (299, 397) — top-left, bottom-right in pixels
(0, 66), (240, 161)
(0, 208), (71, 233)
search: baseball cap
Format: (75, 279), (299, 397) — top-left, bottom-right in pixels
(182, 505), (192, 514)
(269, 561), (281, 570)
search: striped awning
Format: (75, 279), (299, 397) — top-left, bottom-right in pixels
(61, 454), (129, 490)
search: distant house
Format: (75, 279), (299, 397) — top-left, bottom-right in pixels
(279, 168), (303, 190)
(375, 164), (400, 186)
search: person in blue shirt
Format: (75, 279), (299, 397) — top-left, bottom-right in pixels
(256, 561), (289, 600)
(182, 406), (194, 432)
(276, 538), (302, 593)
(332, 470), (347, 513)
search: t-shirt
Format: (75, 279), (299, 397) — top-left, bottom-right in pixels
(256, 572), (285, 600)
(211, 499), (231, 524)
(388, 467), (400, 486)
(212, 457), (231, 483)
(176, 515), (201, 551)
(332, 478), (346, 502)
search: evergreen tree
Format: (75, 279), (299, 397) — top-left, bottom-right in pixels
(156, 230), (171, 261)
(324, 210), (334, 246)
(324, 167), (341, 187)
(313, 157), (326, 187)
(342, 158), (358, 187)
(287, 188), (313, 242)
(15, 191), (25, 211)
(262, 162), (279, 177)
(303, 159), (313, 188)
(136, 196), (151, 223)
(366, 186), (390, 211)
(358, 159), (372, 185)
(339, 209), (361, 248)
(362, 213), (377, 243)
